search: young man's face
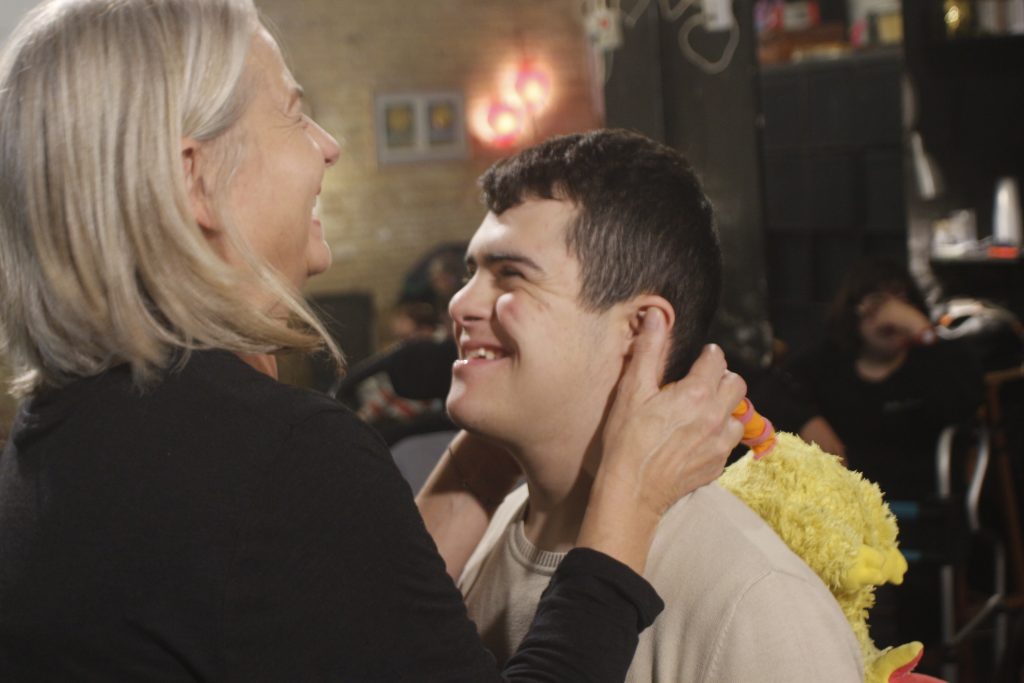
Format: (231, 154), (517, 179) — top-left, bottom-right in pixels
(446, 199), (627, 449)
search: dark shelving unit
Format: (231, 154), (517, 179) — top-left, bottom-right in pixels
(759, 48), (906, 349)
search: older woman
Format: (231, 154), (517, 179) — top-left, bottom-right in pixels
(0, 0), (744, 680)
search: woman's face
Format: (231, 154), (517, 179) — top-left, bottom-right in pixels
(856, 290), (914, 359)
(215, 28), (340, 297)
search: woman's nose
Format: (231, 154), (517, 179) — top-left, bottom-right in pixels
(313, 119), (341, 167)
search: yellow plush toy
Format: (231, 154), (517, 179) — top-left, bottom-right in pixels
(719, 399), (944, 683)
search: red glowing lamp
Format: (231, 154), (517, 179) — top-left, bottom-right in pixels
(514, 64), (551, 112)
(486, 100), (526, 147)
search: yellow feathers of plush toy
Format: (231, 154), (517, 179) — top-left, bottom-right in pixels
(719, 400), (942, 683)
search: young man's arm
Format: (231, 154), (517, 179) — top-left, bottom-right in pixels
(416, 431), (521, 580)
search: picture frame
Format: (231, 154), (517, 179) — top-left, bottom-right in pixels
(375, 91), (468, 165)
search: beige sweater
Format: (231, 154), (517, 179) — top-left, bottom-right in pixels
(459, 483), (864, 682)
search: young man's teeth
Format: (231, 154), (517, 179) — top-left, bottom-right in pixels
(469, 348), (499, 360)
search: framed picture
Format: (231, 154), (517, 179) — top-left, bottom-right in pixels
(375, 91), (468, 164)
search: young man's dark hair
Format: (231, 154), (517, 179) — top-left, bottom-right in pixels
(480, 129), (721, 382)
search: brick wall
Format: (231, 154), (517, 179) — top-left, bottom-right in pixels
(256, 0), (602, 347)
(0, 1), (600, 425)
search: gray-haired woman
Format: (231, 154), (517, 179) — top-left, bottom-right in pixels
(0, 1), (745, 679)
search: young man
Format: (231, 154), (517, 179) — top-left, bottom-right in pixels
(447, 130), (863, 682)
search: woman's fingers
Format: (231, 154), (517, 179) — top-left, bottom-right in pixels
(717, 370), (748, 428)
(660, 346), (740, 436)
(668, 367), (745, 480)
(682, 343), (728, 388)
(598, 341), (748, 517)
(619, 308), (671, 400)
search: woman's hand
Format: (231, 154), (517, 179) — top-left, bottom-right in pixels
(578, 310), (746, 573)
(858, 294), (933, 351)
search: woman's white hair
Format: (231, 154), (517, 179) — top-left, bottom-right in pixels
(0, 0), (342, 397)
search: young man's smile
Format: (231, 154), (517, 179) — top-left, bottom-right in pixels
(455, 340), (511, 365)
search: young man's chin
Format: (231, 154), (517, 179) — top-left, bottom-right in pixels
(444, 395), (475, 432)
(446, 398), (508, 446)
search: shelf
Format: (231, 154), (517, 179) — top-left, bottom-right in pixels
(760, 45), (902, 74)
(765, 226), (868, 236)
(929, 32), (1024, 48)
(924, 32), (1024, 74)
(931, 255), (1023, 266)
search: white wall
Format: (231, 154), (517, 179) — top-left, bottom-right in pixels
(1, 0), (41, 48)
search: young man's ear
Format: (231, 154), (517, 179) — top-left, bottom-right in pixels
(181, 137), (218, 231)
(625, 295), (675, 343)
(619, 295), (675, 383)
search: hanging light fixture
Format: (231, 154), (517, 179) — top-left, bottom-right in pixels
(486, 100), (526, 147)
(514, 62), (552, 113)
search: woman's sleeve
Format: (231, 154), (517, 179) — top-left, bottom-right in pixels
(220, 409), (663, 682)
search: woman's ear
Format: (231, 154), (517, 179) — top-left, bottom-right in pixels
(181, 137), (218, 231)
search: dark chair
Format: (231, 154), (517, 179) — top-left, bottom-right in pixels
(890, 419), (1012, 682)
(389, 430), (457, 495)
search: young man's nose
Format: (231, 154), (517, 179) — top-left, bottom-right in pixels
(449, 275), (491, 325)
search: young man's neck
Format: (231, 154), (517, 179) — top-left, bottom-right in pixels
(513, 433), (602, 553)
(501, 375), (620, 552)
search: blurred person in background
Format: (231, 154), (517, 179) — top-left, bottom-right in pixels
(334, 246), (465, 444)
(389, 300), (444, 341)
(780, 257), (983, 669)
(783, 258), (983, 499)
(395, 242), (467, 334)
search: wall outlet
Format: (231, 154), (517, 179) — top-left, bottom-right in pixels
(585, 7), (623, 50)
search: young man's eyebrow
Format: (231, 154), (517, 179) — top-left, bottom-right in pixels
(466, 252), (545, 274)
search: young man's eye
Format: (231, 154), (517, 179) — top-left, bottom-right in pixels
(498, 267), (523, 279)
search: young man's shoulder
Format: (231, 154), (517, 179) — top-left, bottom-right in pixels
(648, 483), (822, 586)
(467, 481), (835, 594)
(634, 483), (862, 682)
(460, 482), (863, 681)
